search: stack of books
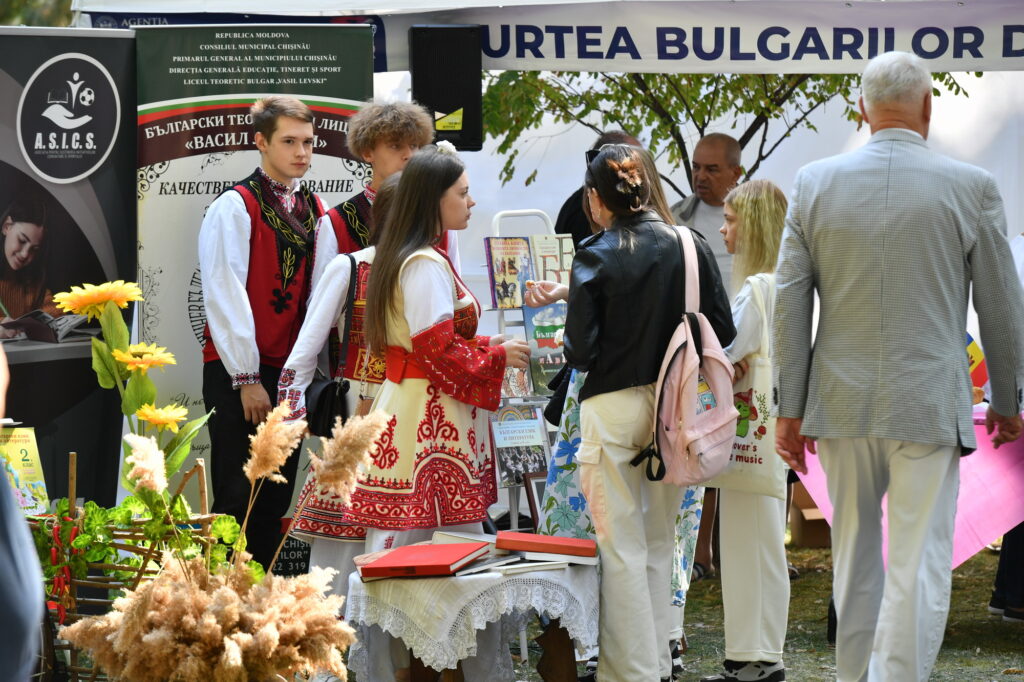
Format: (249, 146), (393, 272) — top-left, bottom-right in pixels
(355, 530), (599, 582)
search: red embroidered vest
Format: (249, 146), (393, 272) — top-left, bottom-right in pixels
(203, 171), (325, 368)
(325, 190), (373, 255)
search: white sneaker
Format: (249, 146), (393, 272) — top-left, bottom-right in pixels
(699, 660), (785, 682)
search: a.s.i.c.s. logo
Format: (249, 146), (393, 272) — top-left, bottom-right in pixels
(16, 52), (120, 184)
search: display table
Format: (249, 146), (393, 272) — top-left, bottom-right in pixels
(345, 564), (599, 680)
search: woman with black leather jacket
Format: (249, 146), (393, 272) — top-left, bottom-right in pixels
(564, 144), (735, 682)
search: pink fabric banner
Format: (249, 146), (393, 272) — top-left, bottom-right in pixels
(796, 411), (1024, 569)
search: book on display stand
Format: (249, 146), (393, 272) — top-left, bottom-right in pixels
(522, 301), (567, 398)
(529, 233), (573, 286)
(484, 236), (534, 309)
(488, 404), (550, 488)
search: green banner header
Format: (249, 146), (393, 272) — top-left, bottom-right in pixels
(136, 24), (373, 106)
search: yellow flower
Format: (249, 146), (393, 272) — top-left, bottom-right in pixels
(112, 343), (176, 374)
(53, 280), (143, 320)
(135, 403), (188, 433)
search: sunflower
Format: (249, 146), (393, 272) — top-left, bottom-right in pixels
(112, 343), (176, 373)
(53, 280), (143, 320)
(135, 403), (189, 433)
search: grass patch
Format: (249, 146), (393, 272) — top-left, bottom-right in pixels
(680, 548), (1022, 682)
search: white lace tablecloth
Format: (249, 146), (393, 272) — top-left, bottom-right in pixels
(345, 565), (599, 674)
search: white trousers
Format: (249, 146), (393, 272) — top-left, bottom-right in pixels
(817, 438), (959, 682)
(579, 385), (687, 682)
(359, 523), (512, 682)
(718, 487), (789, 662)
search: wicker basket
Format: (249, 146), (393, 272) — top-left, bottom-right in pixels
(36, 453), (217, 682)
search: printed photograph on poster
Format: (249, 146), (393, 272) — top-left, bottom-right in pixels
(0, 163), (106, 330)
(489, 404), (550, 488)
(0, 163), (109, 426)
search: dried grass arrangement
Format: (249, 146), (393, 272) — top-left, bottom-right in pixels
(61, 408), (390, 682)
(62, 553), (353, 681)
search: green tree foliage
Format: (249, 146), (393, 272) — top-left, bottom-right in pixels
(482, 70), (974, 197)
(1, 0), (73, 27)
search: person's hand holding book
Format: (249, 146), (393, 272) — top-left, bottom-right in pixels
(0, 318), (19, 340)
(502, 338), (530, 369)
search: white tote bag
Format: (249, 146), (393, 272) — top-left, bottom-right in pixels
(705, 273), (788, 500)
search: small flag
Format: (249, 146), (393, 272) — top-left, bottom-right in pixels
(966, 332), (988, 387)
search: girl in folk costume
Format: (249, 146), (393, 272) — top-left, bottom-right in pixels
(277, 172), (402, 600)
(347, 144), (529, 680)
(699, 179), (789, 682)
(0, 195), (58, 338)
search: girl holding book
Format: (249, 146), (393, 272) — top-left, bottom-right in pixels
(345, 144), (529, 681)
(527, 146), (709, 681)
(562, 144), (734, 682)
(0, 196), (58, 337)
(698, 179), (789, 682)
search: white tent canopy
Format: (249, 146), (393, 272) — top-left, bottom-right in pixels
(73, 0), (1024, 73)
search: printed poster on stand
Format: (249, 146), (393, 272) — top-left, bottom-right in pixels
(0, 27), (136, 507)
(135, 24), (373, 505)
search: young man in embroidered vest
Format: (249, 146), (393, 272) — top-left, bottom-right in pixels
(199, 96), (327, 570)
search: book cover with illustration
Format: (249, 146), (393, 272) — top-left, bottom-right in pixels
(523, 302), (567, 397)
(489, 404), (550, 487)
(529, 234), (574, 285)
(484, 237), (534, 309)
(502, 364), (534, 399)
(0, 427), (48, 515)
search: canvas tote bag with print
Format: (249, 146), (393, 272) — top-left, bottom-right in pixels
(706, 273), (788, 500)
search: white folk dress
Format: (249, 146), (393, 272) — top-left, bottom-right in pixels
(342, 246), (505, 531)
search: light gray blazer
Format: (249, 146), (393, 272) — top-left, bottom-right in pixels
(773, 128), (1024, 450)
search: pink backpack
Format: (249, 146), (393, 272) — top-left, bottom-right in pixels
(633, 227), (738, 486)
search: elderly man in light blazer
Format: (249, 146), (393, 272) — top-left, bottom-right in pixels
(773, 51), (1024, 682)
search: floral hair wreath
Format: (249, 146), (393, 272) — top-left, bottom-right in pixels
(435, 140), (458, 156)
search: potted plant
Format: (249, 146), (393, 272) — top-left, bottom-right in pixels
(31, 280), (388, 679)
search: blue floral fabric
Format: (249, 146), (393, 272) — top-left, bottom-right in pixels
(536, 370), (705, 607)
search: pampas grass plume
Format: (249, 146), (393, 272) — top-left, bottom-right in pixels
(124, 433), (168, 494)
(244, 403), (307, 484)
(310, 410), (390, 502)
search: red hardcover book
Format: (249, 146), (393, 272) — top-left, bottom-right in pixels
(359, 542), (490, 578)
(495, 531), (598, 557)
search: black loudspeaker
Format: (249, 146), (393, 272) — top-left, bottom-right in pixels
(409, 25), (483, 152)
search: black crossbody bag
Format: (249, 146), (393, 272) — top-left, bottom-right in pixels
(305, 253), (358, 437)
